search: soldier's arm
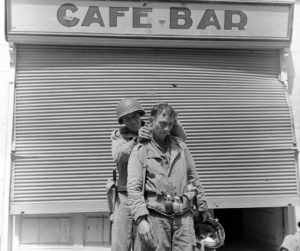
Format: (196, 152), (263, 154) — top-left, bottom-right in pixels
(111, 129), (137, 164)
(127, 145), (149, 222)
(183, 143), (208, 212)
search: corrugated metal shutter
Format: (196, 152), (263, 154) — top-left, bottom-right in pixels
(11, 45), (299, 214)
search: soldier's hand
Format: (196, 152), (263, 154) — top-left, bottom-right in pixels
(138, 219), (156, 248)
(138, 126), (151, 140)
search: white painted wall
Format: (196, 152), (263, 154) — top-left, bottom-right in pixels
(0, 0), (11, 248)
(290, 0), (300, 231)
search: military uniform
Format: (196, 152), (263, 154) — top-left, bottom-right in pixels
(280, 231), (300, 251)
(111, 125), (140, 251)
(127, 136), (208, 251)
(111, 122), (186, 251)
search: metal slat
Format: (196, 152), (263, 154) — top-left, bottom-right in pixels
(12, 45), (298, 213)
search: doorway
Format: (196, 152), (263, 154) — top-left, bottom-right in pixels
(214, 207), (285, 251)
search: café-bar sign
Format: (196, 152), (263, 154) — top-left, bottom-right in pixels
(8, 0), (292, 40)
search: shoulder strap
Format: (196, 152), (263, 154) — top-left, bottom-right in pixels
(139, 143), (148, 196)
(142, 164), (147, 195)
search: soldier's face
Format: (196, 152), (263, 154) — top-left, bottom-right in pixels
(122, 112), (142, 132)
(152, 111), (175, 140)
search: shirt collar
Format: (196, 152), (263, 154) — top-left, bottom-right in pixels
(147, 136), (181, 158)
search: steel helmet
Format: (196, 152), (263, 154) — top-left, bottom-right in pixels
(116, 98), (145, 123)
(194, 218), (225, 250)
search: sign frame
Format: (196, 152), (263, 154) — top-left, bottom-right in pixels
(5, 0), (295, 52)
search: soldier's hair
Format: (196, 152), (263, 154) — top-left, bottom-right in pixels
(150, 103), (177, 119)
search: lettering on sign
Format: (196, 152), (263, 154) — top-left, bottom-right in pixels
(57, 3), (248, 30)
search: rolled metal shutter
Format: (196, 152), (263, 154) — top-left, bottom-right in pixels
(11, 45), (299, 214)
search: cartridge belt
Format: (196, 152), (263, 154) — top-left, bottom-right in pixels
(146, 191), (195, 216)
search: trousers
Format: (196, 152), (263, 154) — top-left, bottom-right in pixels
(111, 192), (140, 251)
(140, 209), (196, 251)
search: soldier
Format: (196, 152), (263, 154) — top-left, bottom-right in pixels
(111, 98), (186, 251)
(280, 222), (300, 251)
(127, 103), (210, 251)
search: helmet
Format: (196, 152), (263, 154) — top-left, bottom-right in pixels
(116, 98), (145, 123)
(194, 218), (225, 250)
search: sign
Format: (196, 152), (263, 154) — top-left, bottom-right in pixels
(8, 0), (293, 41)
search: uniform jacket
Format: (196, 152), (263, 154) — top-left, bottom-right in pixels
(127, 136), (208, 222)
(111, 121), (187, 192)
(111, 126), (139, 192)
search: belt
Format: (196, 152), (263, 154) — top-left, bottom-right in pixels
(148, 207), (192, 219)
(146, 191), (195, 216)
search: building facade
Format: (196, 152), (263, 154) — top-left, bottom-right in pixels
(1, 0), (300, 250)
